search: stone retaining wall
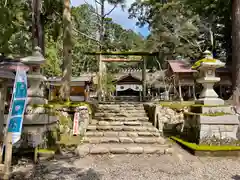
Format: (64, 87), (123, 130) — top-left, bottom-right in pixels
(144, 103), (187, 135)
(57, 106), (91, 136)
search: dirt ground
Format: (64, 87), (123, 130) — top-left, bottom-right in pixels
(10, 144), (240, 180)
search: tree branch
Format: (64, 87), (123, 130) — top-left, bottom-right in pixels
(83, 0), (101, 17)
(95, 0), (102, 5)
(104, 4), (117, 17)
(73, 28), (102, 45)
(178, 35), (202, 52)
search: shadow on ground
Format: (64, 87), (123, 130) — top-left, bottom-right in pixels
(10, 153), (102, 180)
(232, 175), (240, 180)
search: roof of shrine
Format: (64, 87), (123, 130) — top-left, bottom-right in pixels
(167, 60), (197, 73)
(115, 70), (166, 88)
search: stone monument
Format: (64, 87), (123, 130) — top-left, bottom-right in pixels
(182, 51), (239, 145)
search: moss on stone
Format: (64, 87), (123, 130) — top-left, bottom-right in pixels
(31, 101), (92, 114)
(191, 58), (217, 69)
(160, 101), (194, 110)
(37, 148), (55, 154)
(191, 104), (228, 107)
(171, 136), (240, 151)
(58, 134), (83, 147)
(184, 111), (231, 116)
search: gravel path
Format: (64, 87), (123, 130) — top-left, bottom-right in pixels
(10, 145), (240, 180)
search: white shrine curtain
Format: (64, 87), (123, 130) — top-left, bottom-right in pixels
(116, 84), (142, 91)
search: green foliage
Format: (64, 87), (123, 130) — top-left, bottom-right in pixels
(184, 0), (232, 61)
(0, 0), (31, 55)
(0, 1), (144, 76)
(129, 0), (202, 61)
(102, 73), (116, 94)
(43, 37), (62, 77)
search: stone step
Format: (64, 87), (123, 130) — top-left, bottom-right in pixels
(75, 143), (173, 157)
(94, 117), (149, 121)
(94, 112), (147, 117)
(96, 110), (146, 114)
(97, 105), (145, 108)
(98, 104), (144, 108)
(87, 125), (158, 132)
(90, 120), (153, 126)
(99, 102), (144, 104)
(85, 131), (160, 137)
(83, 136), (166, 144)
(98, 106), (145, 109)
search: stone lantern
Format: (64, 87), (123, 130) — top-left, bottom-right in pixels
(20, 47), (47, 109)
(195, 50), (225, 105)
(19, 47), (58, 148)
(183, 50), (239, 144)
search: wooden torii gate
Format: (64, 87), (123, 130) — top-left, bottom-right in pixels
(84, 51), (159, 101)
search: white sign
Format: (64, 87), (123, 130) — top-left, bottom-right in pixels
(73, 112), (80, 135)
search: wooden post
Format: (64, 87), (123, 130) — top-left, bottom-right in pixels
(188, 85), (191, 98)
(142, 57), (146, 101)
(0, 82), (7, 164)
(193, 85), (196, 100)
(3, 132), (12, 180)
(98, 54), (102, 101)
(179, 84), (183, 101)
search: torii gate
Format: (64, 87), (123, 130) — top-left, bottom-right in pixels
(84, 51), (159, 101)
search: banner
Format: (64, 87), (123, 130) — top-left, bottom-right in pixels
(6, 66), (28, 144)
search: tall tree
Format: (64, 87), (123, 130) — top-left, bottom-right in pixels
(32, 0), (43, 52)
(232, 0), (240, 104)
(59, 0), (72, 101)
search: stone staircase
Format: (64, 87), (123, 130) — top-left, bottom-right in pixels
(76, 102), (172, 157)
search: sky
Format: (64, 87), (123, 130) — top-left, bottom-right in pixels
(71, 0), (149, 37)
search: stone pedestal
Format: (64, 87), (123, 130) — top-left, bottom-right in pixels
(183, 108), (239, 144)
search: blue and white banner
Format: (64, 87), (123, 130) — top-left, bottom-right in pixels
(6, 66), (28, 144)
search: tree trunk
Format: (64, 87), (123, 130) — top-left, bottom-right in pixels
(60, 0), (72, 101)
(232, 0), (240, 105)
(97, 0), (105, 101)
(32, 0), (44, 52)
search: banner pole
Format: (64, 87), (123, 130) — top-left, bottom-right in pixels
(3, 132), (12, 180)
